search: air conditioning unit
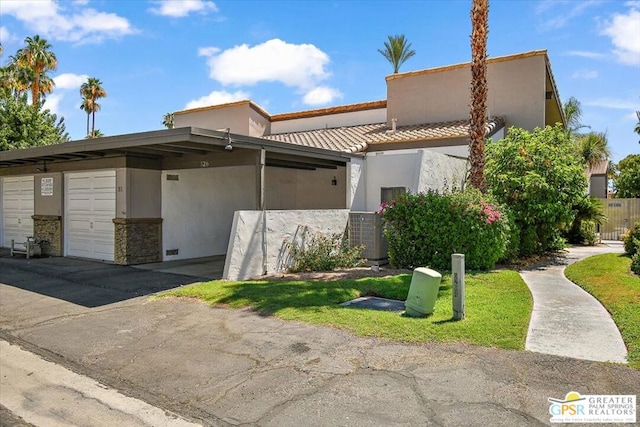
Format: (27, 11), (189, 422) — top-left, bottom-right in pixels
(349, 212), (389, 264)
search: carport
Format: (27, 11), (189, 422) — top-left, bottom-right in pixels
(0, 127), (355, 266)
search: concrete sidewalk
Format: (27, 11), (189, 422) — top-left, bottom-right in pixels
(521, 242), (627, 363)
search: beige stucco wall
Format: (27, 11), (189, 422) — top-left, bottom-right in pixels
(265, 166), (346, 210)
(589, 175), (607, 199)
(174, 103), (271, 136)
(223, 209), (350, 281)
(387, 55), (547, 132)
(33, 172), (63, 217)
(116, 168), (156, 219)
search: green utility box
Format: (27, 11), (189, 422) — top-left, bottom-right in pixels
(405, 267), (442, 317)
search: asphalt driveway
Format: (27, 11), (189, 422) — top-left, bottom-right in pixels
(0, 250), (207, 308)
(1, 252), (639, 426)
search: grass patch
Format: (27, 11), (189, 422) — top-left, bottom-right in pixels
(158, 270), (532, 350)
(565, 253), (640, 369)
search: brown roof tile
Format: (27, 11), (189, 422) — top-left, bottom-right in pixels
(271, 100), (387, 122)
(264, 117), (505, 153)
(587, 160), (609, 176)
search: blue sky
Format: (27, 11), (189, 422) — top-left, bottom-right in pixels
(1, 0), (638, 162)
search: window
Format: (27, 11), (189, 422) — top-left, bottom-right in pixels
(381, 187), (406, 204)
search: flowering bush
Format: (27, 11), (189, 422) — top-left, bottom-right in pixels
(379, 188), (517, 271)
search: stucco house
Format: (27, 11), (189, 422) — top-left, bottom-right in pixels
(0, 50), (564, 279)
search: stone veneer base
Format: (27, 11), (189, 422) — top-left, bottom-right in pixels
(32, 215), (62, 256)
(113, 218), (162, 265)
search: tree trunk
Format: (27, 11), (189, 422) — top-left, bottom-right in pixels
(469, 0), (489, 192)
(91, 110), (96, 138)
(86, 113), (90, 137)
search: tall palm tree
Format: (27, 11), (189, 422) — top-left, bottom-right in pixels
(80, 77), (107, 137)
(563, 96), (589, 139)
(1, 55), (31, 99)
(576, 132), (611, 168)
(80, 96), (93, 136)
(635, 111), (640, 144)
(16, 35), (57, 106)
(468, 0), (489, 192)
(162, 112), (175, 129)
(378, 35), (416, 74)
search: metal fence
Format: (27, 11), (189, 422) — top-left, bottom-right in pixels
(598, 198), (640, 240)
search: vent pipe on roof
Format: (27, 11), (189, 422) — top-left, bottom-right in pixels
(391, 118), (397, 132)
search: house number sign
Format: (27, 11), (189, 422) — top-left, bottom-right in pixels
(41, 177), (53, 196)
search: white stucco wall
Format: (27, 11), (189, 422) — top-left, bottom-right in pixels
(161, 166), (256, 260)
(347, 158), (364, 210)
(350, 149), (468, 212)
(223, 209), (350, 281)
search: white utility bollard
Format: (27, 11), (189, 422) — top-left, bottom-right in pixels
(452, 253), (465, 320)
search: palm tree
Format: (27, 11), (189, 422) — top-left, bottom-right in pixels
(80, 77), (107, 137)
(576, 132), (611, 168)
(16, 35), (57, 106)
(85, 129), (104, 138)
(563, 96), (589, 139)
(378, 35), (416, 74)
(635, 111), (640, 144)
(1, 55), (31, 99)
(468, 0), (489, 192)
(162, 112), (175, 129)
(80, 96), (93, 136)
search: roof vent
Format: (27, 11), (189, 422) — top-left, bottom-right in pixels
(391, 118), (397, 132)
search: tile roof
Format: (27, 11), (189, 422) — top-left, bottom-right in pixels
(271, 100), (387, 121)
(587, 160), (609, 176)
(264, 117), (505, 153)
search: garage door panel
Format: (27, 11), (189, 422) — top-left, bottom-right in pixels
(2, 176), (34, 248)
(65, 171), (115, 261)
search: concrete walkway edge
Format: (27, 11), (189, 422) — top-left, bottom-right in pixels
(520, 242), (627, 363)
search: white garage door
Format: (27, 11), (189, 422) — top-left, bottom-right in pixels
(1, 176), (34, 248)
(65, 170), (116, 261)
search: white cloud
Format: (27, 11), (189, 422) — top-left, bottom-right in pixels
(43, 93), (62, 115)
(72, 0), (89, 5)
(600, 3), (640, 65)
(571, 69), (599, 79)
(565, 50), (606, 59)
(149, 0), (218, 18)
(537, 0), (602, 30)
(54, 73), (89, 90)
(0, 26), (13, 44)
(184, 90), (250, 109)
(302, 86), (343, 106)
(198, 46), (220, 57)
(0, 0), (137, 44)
(584, 98), (640, 110)
(201, 39), (331, 90)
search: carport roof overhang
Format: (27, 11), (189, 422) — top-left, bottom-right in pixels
(0, 127), (359, 169)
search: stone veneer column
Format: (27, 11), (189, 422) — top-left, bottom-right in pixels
(32, 215), (62, 256)
(113, 218), (162, 265)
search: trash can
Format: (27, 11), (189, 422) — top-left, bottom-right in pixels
(405, 267), (442, 317)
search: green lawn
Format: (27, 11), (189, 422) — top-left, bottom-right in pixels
(158, 270), (532, 350)
(565, 253), (640, 369)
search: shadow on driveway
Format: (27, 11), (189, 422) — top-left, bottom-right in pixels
(0, 250), (207, 308)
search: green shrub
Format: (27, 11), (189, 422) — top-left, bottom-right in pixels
(622, 222), (640, 255)
(567, 197), (606, 245)
(486, 125), (587, 256)
(631, 252), (640, 275)
(380, 188), (516, 271)
(578, 220), (598, 246)
(288, 231), (365, 272)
